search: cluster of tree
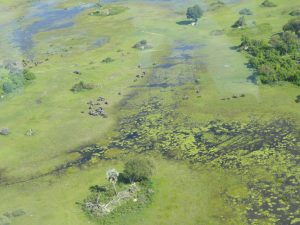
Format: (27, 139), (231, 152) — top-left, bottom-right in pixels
(239, 20), (300, 85)
(0, 65), (35, 95)
(261, 0), (277, 7)
(70, 81), (94, 92)
(106, 157), (153, 192)
(186, 5), (203, 23)
(82, 157), (154, 220)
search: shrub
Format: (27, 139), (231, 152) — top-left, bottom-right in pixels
(123, 157), (154, 182)
(101, 57), (114, 63)
(71, 81), (94, 92)
(186, 5), (203, 22)
(289, 10), (300, 16)
(239, 8), (253, 15)
(283, 18), (300, 37)
(2, 82), (13, 94)
(296, 95), (300, 103)
(261, 0), (277, 7)
(232, 16), (246, 28)
(133, 40), (152, 50)
(23, 69), (36, 80)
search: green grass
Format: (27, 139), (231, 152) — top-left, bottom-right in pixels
(0, 158), (247, 225)
(0, 0), (299, 224)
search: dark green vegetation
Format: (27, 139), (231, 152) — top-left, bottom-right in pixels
(132, 40), (152, 50)
(296, 95), (300, 103)
(261, 0), (277, 8)
(0, 63), (35, 95)
(232, 16), (246, 28)
(239, 21), (300, 85)
(71, 81), (94, 92)
(290, 10), (300, 16)
(239, 8), (252, 16)
(186, 5), (203, 22)
(102, 57), (114, 63)
(283, 18), (300, 37)
(123, 158), (153, 182)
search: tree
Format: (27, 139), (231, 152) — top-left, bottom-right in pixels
(296, 95), (300, 103)
(96, 0), (102, 9)
(2, 82), (13, 94)
(270, 31), (299, 55)
(106, 169), (119, 195)
(123, 157), (153, 182)
(23, 69), (36, 80)
(186, 5), (203, 23)
(283, 18), (300, 37)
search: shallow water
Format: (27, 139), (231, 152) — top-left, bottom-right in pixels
(9, 1), (93, 57)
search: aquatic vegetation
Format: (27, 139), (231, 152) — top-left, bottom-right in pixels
(89, 6), (128, 17)
(104, 98), (300, 224)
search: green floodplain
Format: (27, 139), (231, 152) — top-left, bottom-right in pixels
(0, 0), (299, 224)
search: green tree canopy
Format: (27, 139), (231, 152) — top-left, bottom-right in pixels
(186, 5), (203, 22)
(283, 18), (300, 37)
(123, 157), (154, 182)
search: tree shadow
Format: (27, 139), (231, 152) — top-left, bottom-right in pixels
(229, 45), (241, 51)
(176, 20), (192, 25)
(118, 172), (131, 184)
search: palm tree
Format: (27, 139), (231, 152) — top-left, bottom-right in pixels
(96, 0), (102, 9)
(106, 169), (119, 195)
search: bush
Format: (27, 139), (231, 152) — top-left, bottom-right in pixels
(232, 16), (246, 28)
(283, 18), (300, 37)
(133, 40), (152, 50)
(71, 81), (94, 92)
(239, 8), (252, 15)
(101, 57), (114, 63)
(186, 5), (203, 22)
(2, 82), (13, 94)
(23, 69), (36, 80)
(296, 95), (300, 103)
(261, 0), (277, 7)
(123, 157), (154, 182)
(289, 10), (300, 16)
